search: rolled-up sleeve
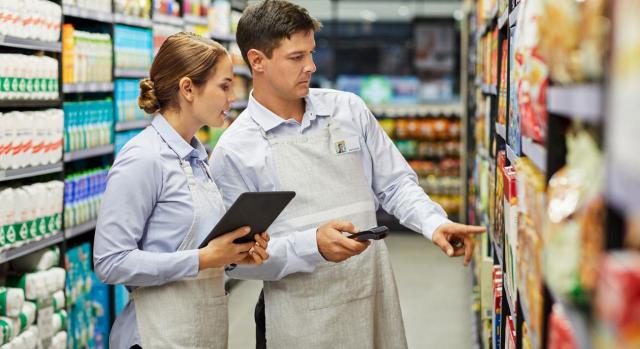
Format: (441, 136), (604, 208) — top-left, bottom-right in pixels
(355, 97), (451, 240)
(211, 145), (325, 281)
(93, 145), (199, 287)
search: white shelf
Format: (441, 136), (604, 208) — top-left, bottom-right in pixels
(210, 32), (236, 42)
(547, 85), (602, 123)
(63, 6), (113, 23)
(509, 3), (520, 27)
(231, 100), (248, 110)
(114, 68), (148, 79)
(370, 104), (462, 118)
(0, 99), (61, 108)
(153, 14), (184, 27)
(184, 15), (208, 26)
(506, 145), (519, 165)
(496, 123), (507, 140)
(65, 219), (97, 240)
(64, 144), (114, 162)
(233, 66), (252, 78)
(115, 119), (150, 131)
(0, 35), (61, 52)
(498, 9), (509, 30)
(63, 82), (113, 94)
(113, 13), (153, 28)
(0, 233), (63, 264)
(0, 163), (63, 183)
(521, 137), (546, 173)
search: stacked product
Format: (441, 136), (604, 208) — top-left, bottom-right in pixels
(492, 266), (503, 349)
(184, 0), (209, 17)
(64, 167), (109, 229)
(62, 25), (113, 85)
(63, 100), (114, 153)
(0, 181), (63, 250)
(114, 25), (153, 73)
(0, 0), (61, 42)
(208, 0), (231, 37)
(115, 79), (150, 123)
(0, 55), (59, 101)
(66, 243), (110, 349)
(0, 109), (64, 170)
(5, 248), (67, 348)
(62, 0), (112, 13)
(114, 0), (151, 18)
(154, 0), (181, 18)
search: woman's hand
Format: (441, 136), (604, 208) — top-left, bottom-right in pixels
(236, 232), (270, 265)
(198, 228), (270, 270)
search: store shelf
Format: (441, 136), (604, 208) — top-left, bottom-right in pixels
(0, 163), (63, 183)
(548, 288), (592, 349)
(64, 144), (114, 162)
(233, 66), (252, 78)
(504, 281), (516, 320)
(0, 35), (61, 52)
(153, 14), (184, 27)
(498, 9), (509, 30)
(115, 119), (150, 131)
(370, 104), (462, 118)
(184, 15), (208, 26)
(506, 145), (519, 165)
(210, 32), (236, 42)
(113, 13), (153, 28)
(496, 123), (507, 140)
(65, 219), (97, 240)
(231, 100), (248, 110)
(521, 137), (547, 173)
(607, 165), (640, 213)
(547, 85), (602, 123)
(482, 84), (497, 95)
(63, 6), (113, 23)
(509, 3), (521, 27)
(63, 82), (114, 94)
(114, 68), (148, 79)
(0, 99), (61, 108)
(0, 232), (63, 265)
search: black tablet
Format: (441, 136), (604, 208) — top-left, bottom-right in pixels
(199, 191), (296, 248)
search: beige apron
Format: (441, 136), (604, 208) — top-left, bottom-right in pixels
(131, 127), (228, 349)
(260, 116), (408, 348)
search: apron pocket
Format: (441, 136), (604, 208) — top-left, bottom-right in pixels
(306, 254), (375, 311)
(192, 294), (229, 348)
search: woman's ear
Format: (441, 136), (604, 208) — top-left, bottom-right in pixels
(247, 49), (266, 73)
(178, 77), (195, 102)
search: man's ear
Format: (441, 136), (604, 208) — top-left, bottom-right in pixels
(178, 77), (194, 102)
(247, 49), (266, 73)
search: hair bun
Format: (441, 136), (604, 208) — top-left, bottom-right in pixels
(138, 78), (160, 114)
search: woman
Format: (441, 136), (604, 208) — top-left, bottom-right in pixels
(93, 32), (269, 349)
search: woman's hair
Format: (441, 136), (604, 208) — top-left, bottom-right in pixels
(138, 32), (228, 114)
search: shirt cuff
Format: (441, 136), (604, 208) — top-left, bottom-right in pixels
(160, 249), (200, 283)
(420, 214), (452, 240)
(292, 227), (326, 266)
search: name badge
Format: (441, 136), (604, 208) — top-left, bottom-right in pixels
(335, 136), (361, 155)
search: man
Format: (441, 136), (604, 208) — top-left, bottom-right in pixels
(211, 1), (485, 348)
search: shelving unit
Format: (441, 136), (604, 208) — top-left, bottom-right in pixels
(113, 13), (153, 28)
(63, 5), (114, 23)
(0, 99), (61, 108)
(65, 219), (98, 240)
(63, 145), (115, 162)
(63, 82), (114, 94)
(114, 68), (149, 79)
(0, 35), (62, 52)
(0, 163), (63, 183)
(0, 233), (64, 265)
(115, 119), (151, 132)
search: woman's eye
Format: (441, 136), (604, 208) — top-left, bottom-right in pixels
(292, 56), (303, 61)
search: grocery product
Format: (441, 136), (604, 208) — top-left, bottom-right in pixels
(114, 25), (153, 72)
(498, 39), (508, 126)
(64, 167), (109, 229)
(63, 0), (112, 13)
(209, 0), (231, 37)
(62, 25), (113, 84)
(0, 0), (61, 42)
(11, 246), (60, 273)
(0, 55), (59, 101)
(183, 0), (208, 17)
(154, 0), (180, 17)
(63, 100), (113, 153)
(547, 304), (579, 349)
(114, 0), (151, 18)
(115, 79), (150, 123)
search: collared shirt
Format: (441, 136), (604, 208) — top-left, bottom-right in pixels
(211, 88), (451, 281)
(94, 114), (221, 348)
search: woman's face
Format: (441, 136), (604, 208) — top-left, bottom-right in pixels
(193, 54), (236, 128)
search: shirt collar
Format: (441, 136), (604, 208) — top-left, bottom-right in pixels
(247, 90), (331, 133)
(152, 114), (208, 162)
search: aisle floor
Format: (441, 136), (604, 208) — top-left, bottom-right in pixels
(228, 232), (472, 349)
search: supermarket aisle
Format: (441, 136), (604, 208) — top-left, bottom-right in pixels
(228, 231), (472, 349)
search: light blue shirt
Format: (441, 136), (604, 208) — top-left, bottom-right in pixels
(211, 88), (451, 281)
(94, 114), (221, 348)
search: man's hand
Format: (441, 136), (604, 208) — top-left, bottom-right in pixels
(316, 220), (370, 262)
(432, 223), (486, 266)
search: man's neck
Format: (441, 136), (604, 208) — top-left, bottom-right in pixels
(252, 84), (305, 123)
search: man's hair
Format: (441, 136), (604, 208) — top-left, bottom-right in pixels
(236, 0), (322, 68)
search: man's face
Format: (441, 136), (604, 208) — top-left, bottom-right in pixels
(263, 30), (317, 100)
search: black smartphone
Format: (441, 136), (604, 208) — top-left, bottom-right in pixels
(348, 226), (389, 242)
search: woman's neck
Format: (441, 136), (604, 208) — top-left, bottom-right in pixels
(162, 109), (201, 144)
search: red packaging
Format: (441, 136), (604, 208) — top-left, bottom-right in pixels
(547, 305), (579, 349)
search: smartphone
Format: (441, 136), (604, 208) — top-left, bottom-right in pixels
(348, 226), (389, 242)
